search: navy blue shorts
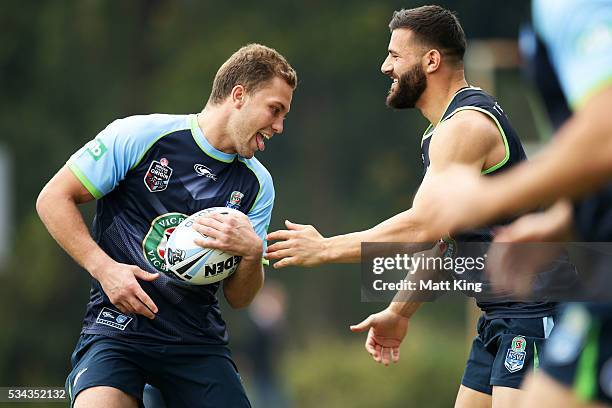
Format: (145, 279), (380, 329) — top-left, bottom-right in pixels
(540, 303), (612, 404)
(65, 334), (251, 408)
(461, 314), (555, 395)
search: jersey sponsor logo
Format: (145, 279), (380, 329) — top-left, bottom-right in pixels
(144, 160), (173, 192)
(200, 255), (241, 279)
(226, 191), (244, 209)
(95, 307), (133, 330)
(194, 164), (218, 181)
(505, 336), (527, 373)
(142, 212), (188, 272)
(86, 139), (107, 161)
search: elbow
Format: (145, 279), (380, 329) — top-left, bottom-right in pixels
(415, 228), (443, 243)
(223, 274), (264, 310)
(224, 292), (254, 310)
(36, 186), (51, 220)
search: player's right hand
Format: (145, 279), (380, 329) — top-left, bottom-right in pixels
(265, 220), (328, 268)
(95, 262), (159, 319)
(349, 308), (409, 366)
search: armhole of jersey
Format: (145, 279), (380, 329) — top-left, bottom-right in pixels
(68, 162), (104, 199)
(421, 124), (434, 146)
(444, 106), (510, 175)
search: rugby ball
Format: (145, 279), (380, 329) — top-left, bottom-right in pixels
(164, 207), (242, 285)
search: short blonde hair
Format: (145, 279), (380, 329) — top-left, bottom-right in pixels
(208, 44), (297, 105)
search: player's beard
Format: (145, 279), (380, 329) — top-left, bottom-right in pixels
(386, 63), (427, 109)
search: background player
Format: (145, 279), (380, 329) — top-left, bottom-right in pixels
(36, 44), (296, 407)
(266, 6), (556, 407)
(407, 1), (612, 406)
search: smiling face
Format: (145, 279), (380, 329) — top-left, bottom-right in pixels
(381, 28), (428, 109)
(227, 76), (293, 158)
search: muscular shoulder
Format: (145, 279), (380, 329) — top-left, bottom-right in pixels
(109, 114), (190, 139)
(428, 109), (501, 171)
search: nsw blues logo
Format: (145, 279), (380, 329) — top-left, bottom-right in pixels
(505, 336), (527, 373)
(144, 158), (173, 192)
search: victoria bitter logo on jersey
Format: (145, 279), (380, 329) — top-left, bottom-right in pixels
(143, 212), (187, 272)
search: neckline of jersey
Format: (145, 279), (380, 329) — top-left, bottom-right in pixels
(421, 85), (481, 143)
(189, 114), (236, 163)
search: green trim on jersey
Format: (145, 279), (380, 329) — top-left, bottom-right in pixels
(68, 162), (103, 199)
(238, 158), (265, 214)
(573, 75), (612, 110)
(533, 341), (539, 371)
(421, 123), (434, 145)
(237, 157), (272, 266)
(238, 158), (267, 265)
(574, 321), (600, 402)
(190, 115), (234, 163)
(443, 106), (510, 175)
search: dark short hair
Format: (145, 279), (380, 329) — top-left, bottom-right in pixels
(389, 5), (466, 62)
(209, 44), (297, 105)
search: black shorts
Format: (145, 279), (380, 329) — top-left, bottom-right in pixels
(462, 314), (555, 395)
(65, 334), (251, 408)
(540, 303), (612, 404)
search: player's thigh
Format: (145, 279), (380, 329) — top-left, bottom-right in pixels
(156, 354), (250, 408)
(491, 386), (523, 408)
(455, 384), (492, 408)
(521, 372), (609, 408)
(66, 335), (146, 407)
(74, 386), (138, 408)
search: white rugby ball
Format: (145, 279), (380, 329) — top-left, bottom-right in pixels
(164, 207), (242, 285)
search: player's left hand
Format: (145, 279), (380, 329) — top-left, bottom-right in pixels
(265, 220), (328, 268)
(192, 212), (263, 262)
(349, 308), (409, 366)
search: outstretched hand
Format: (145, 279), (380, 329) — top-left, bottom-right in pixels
(265, 220), (328, 268)
(350, 308), (409, 366)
